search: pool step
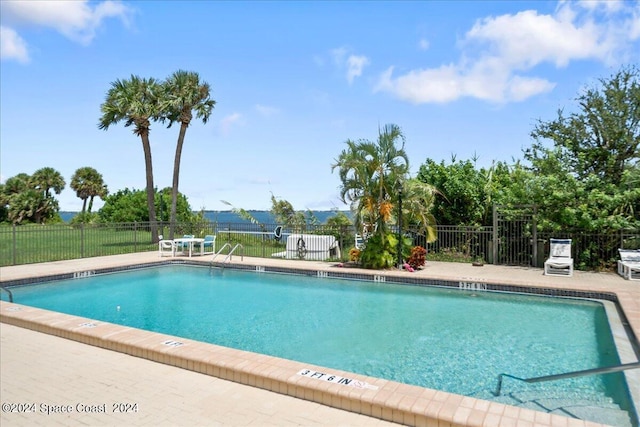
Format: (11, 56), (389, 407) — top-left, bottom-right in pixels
(490, 390), (635, 427)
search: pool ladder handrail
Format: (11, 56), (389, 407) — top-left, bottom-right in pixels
(210, 243), (244, 265)
(1, 285), (13, 303)
(492, 360), (640, 396)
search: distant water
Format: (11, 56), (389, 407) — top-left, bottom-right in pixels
(59, 210), (350, 224)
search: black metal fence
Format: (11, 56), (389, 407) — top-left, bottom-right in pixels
(1, 221), (638, 271)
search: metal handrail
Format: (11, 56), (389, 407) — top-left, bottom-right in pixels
(1, 286), (13, 303)
(210, 243), (244, 265)
(493, 361), (640, 396)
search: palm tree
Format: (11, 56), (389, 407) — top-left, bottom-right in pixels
(70, 167), (108, 213)
(400, 178), (438, 243)
(332, 123), (409, 239)
(162, 70), (216, 238)
(333, 124), (439, 268)
(31, 167), (65, 199)
(99, 75), (162, 242)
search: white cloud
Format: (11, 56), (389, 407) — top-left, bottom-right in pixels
(376, 1), (639, 104)
(346, 55), (370, 84)
(0, 0), (132, 62)
(375, 65), (462, 104)
(463, 9), (607, 68)
(572, 0), (624, 14)
(0, 26), (29, 63)
(255, 104), (280, 117)
(418, 38), (430, 51)
(330, 47), (348, 65)
(219, 113), (244, 135)
(329, 46), (370, 84)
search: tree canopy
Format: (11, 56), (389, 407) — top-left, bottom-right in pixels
(0, 169), (65, 224)
(70, 166), (108, 214)
(99, 187), (194, 224)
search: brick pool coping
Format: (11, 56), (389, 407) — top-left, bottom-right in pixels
(2, 253), (639, 427)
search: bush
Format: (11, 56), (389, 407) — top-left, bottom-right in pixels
(407, 246), (427, 269)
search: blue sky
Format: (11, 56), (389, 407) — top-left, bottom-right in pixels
(1, 1), (639, 212)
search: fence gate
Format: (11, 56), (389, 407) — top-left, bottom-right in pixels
(492, 205), (537, 266)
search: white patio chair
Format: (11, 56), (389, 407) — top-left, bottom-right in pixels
(544, 238), (573, 277)
(158, 235), (176, 257)
(617, 249), (640, 281)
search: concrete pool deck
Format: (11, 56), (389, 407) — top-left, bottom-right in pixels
(1, 252), (639, 427)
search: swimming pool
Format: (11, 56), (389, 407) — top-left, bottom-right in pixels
(1, 264), (637, 426)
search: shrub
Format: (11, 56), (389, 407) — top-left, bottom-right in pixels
(349, 248), (361, 262)
(407, 246), (427, 269)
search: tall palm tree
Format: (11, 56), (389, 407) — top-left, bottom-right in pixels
(70, 167), (108, 213)
(99, 75), (162, 242)
(162, 70), (216, 238)
(332, 124), (409, 238)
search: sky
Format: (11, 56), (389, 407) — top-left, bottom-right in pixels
(1, 1), (639, 212)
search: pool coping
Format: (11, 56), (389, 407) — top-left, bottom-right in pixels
(2, 255), (639, 427)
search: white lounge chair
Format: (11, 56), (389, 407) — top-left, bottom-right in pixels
(617, 249), (640, 281)
(544, 238), (573, 277)
(158, 235), (176, 257)
(199, 235), (216, 255)
(355, 233), (366, 250)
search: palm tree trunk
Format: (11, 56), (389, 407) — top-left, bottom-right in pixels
(81, 198), (88, 214)
(140, 134), (159, 243)
(169, 123), (188, 239)
(88, 196), (94, 213)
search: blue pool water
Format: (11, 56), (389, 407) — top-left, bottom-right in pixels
(4, 265), (636, 426)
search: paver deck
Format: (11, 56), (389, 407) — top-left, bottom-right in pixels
(1, 252), (639, 426)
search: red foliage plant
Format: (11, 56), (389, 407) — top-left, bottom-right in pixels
(407, 246), (427, 269)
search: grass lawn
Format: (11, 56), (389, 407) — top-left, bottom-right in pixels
(0, 224), (292, 267)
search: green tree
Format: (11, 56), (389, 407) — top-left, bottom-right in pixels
(417, 158), (488, 225)
(7, 190), (46, 224)
(525, 66), (640, 230)
(155, 187), (194, 223)
(99, 75), (162, 242)
(0, 184), (8, 222)
(270, 193), (305, 228)
(401, 178), (438, 242)
(99, 187), (196, 224)
(162, 70), (216, 238)
(416, 157), (521, 227)
(70, 167), (108, 214)
(2, 170), (64, 224)
(333, 124), (420, 268)
(529, 66), (639, 187)
(325, 211), (352, 227)
(332, 124), (409, 239)
(2, 174), (32, 224)
(3, 173), (31, 196)
(31, 167), (65, 200)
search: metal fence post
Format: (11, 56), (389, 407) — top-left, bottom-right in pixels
(12, 224), (17, 266)
(81, 223), (85, 258)
(492, 205), (498, 264)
